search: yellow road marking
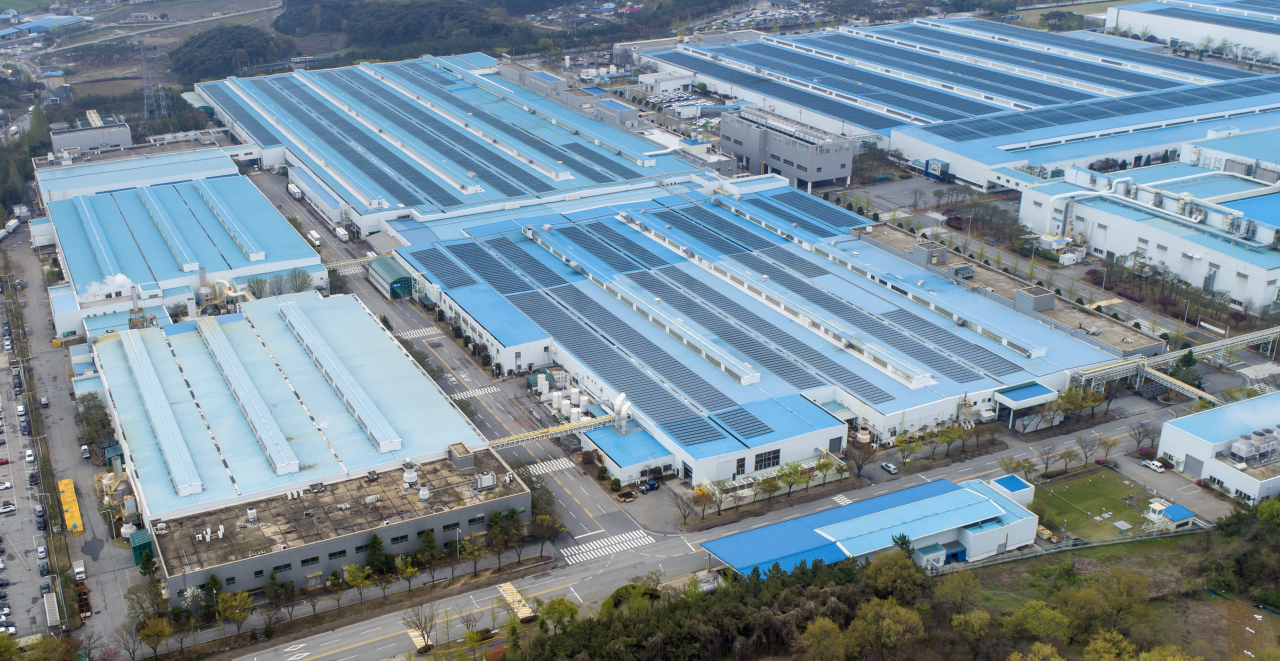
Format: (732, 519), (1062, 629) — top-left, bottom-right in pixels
(312, 584), (573, 661)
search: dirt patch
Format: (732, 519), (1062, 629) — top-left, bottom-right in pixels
(1221, 597), (1280, 660)
(72, 78), (143, 96)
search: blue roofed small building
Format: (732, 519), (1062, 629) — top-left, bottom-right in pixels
(1156, 391), (1280, 503)
(93, 292), (528, 601)
(38, 166), (323, 338)
(702, 478), (1039, 575)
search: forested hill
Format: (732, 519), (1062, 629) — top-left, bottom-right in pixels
(170, 25), (297, 84)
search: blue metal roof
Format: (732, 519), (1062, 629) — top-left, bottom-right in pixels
(1163, 503), (1196, 521)
(1166, 391), (1280, 442)
(586, 425), (673, 471)
(447, 284), (550, 347)
(1224, 192), (1280, 227)
(999, 382), (1055, 403)
(995, 474), (1031, 492)
(1189, 126), (1280, 165)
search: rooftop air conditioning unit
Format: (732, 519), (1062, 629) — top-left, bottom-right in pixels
(475, 471), (498, 491)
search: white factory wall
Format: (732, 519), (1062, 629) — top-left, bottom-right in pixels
(1107, 7), (1279, 55)
(1157, 424), (1280, 502)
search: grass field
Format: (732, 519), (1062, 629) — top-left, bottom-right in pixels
(1034, 471), (1153, 539)
(0, 0), (47, 11)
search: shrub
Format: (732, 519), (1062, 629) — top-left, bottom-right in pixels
(452, 325), (463, 338)
(463, 334), (473, 346)
(610, 478), (621, 491)
(1133, 322), (1142, 329)
(1077, 298), (1085, 305)
(1055, 288), (1062, 296)
(481, 353), (492, 366)
(1086, 269), (1099, 276)
(1160, 332), (1170, 341)
(436, 309), (445, 322)
(1111, 313), (1122, 320)
(897, 172), (911, 179)
(823, 192), (830, 200)
(1095, 459), (1108, 465)
(1139, 447), (1156, 459)
(897, 222), (905, 228)
(597, 465), (609, 481)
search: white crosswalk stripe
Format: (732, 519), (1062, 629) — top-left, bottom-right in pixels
(337, 265), (366, 275)
(832, 495), (852, 506)
(525, 457), (574, 475)
(559, 530), (655, 564)
(1239, 361), (1280, 381)
(396, 327), (442, 340)
(449, 386), (499, 400)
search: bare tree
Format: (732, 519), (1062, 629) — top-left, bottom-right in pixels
(78, 630), (106, 661)
(454, 606), (483, 635)
(907, 187), (927, 210)
(244, 276), (268, 300)
(1076, 435), (1100, 465)
(1098, 435), (1123, 463)
(1129, 420), (1159, 451)
(672, 493), (697, 525)
(268, 275), (289, 297)
(303, 589), (325, 617)
(401, 603), (442, 651)
(846, 441), (877, 478)
(111, 622), (143, 661)
(285, 267), (314, 293)
(1036, 444), (1058, 476)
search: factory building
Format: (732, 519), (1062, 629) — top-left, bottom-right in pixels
(1156, 391), (1280, 503)
(92, 293), (525, 600)
(1018, 126), (1280, 311)
(33, 153), (323, 338)
(1107, 0), (1280, 57)
(50, 109), (131, 155)
(703, 477), (1039, 574)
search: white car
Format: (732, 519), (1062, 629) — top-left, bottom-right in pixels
(36, 546), (45, 559)
(0, 625), (13, 635)
(0, 483), (10, 491)
(1141, 460), (1166, 473)
(880, 462), (899, 474)
(0, 505), (11, 514)
(23, 450), (32, 463)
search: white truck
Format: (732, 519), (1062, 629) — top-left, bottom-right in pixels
(287, 183), (302, 200)
(334, 227), (349, 242)
(72, 560), (85, 580)
(307, 230), (322, 248)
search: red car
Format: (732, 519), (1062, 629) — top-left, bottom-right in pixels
(0, 459), (9, 466)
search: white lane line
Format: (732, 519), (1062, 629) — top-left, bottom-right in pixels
(683, 536), (697, 553)
(358, 628), (381, 635)
(958, 466), (976, 473)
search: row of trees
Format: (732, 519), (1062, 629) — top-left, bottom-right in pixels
(1090, 251), (1268, 330)
(244, 268), (317, 299)
(501, 546), (1208, 660)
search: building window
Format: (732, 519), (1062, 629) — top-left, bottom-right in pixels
(782, 159), (794, 166)
(225, 577), (236, 586)
(770, 154), (780, 162)
(735, 457), (745, 475)
(840, 163), (846, 169)
(254, 570), (264, 579)
(328, 550), (347, 561)
(443, 522), (460, 532)
(355, 545), (369, 554)
(301, 557), (319, 567)
(417, 529), (431, 538)
(796, 164), (808, 172)
(754, 449), (780, 471)
(816, 167), (823, 173)
(733, 139), (742, 146)
(1032, 201), (1043, 207)
(272, 563), (292, 573)
(467, 515), (487, 526)
(392, 535), (409, 545)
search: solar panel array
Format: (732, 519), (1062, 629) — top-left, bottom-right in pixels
(651, 210), (745, 256)
(720, 42), (1000, 119)
(888, 25), (1181, 93)
(552, 285), (742, 413)
(881, 309), (1021, 377)
(1228, 0), (1280, 11)
(505, 289), (727, 445)
(659, 267), (894, 403)
(677, 204), (777, 252)
(626, 270), (826, 391)
(562, 143), (641, 180)
(805, 34), (1097, 105)
(328, 71), (554, 195)
(648, 51), (905, 131)
(274, 78), (462, 208)
(249, 79), (425, 208)
(759, 246), (830, 278)
(714, 406), (775, 439)
(1147, 6), (1280, 34)
(585, 223), (670, 268)
(408, 247), (476, 289)
(923, 75), (1280, 142)
(774, 191), (872, 229)
(444, 242), (532, 295)
(484, 237), (568, 288)
(556, 225), (640, 273)
(392, 62), (619, 185)
(947, 20), (1257, 80)
(729, 252), (982, 383)
(201, 84), (282, 147)
(737, 196), (839, 238)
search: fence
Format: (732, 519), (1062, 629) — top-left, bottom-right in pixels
(930, 525), (1211, 575)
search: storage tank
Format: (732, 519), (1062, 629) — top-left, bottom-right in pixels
(551, 391), (562, 408)
(570, 387), (580, 405)
(571, 407), (581, 423)
(560, 400), (571, 417)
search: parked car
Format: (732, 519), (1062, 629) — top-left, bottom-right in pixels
(36, 546), (45, 559)
(38, 561), (49, 577)
(34, 504), (43, 518)
(39, 398), (47, 409)
(35, 518), (45, 531)
(880, 462), (899, 474)
(0, 579), (11, 588)
(20, 423), (29, 436)
(0, 505), (12, 514)
(0, 483), (10, 491)
(27, 473), (38, 486)
(23, 450), (32, 463)
(39, 583), (49, 594)
(0, 459), (9, 467)
(1141, 460), (1166, 473)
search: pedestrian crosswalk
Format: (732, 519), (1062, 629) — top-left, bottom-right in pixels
(397, 327), (442, 340)
(560, 530), (655, 564)
(1239, 361), (1280, 381)
(449, 386), (499, 400)
(337, 264), (366, 275)
(832, 495), (852, 506)
(525, 457), (574, 476)
(406, 630), (432, 649)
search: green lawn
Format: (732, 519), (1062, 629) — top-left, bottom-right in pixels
(0, 0), (47, 12)
(1033, 471), (1153, 539)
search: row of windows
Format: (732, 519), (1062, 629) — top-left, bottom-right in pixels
(754, 449), (780, 471)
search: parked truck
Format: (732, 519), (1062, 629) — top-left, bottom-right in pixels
(307, 230), (322, 249)
(43, 593), (60, 632)
(72, 560), (85, 580)
(335, 227), (349, 242)
(287, 183), (302, 200)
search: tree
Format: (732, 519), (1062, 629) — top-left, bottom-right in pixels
(1009, 642), (1067, 661)
(798, 617), (848, 661)
(756, 476), (782, 502)
(1000, 456), (1030, 476)
(1083, 628), (1136, 661)
(1003, 600), (1069, 642)
(218, 591), (254, 634)
(776, 462), (807, 496)
(78, 630), (106, 661)
(265, 570), (284, 606)
(487, 518), (513, 568)
(380, 314), (394, 332)
(1096, 567), (1151, 630)
(847, 441), (876, 477)
(1060, 448), (1081, 472)
(1036, 444), (1059, 475)
(345, 564), (374, 601)
(139, 618), (172, 658)
(285, 267), (313, 293)
(864, 550), (929, 603)
(1099, 435), (1123, 462)
(459, 539), (486, 575)
(138, 550), (157, 579)
(1077, 435), (1101, 465)
(896, 435), (924, 464)
(170, 25), (297, 84)
(891, 533), (914, 555)
(691, 489), (713, 519)
(531, 514), (564, 557)
(1137, 647), (1204, 661)
(302, 588), (324, 617)
(396, 556), (421, 591)
(401, 603), (441, 652)
(1057, 586), (1106, 645)
(112, 623), (143, 661)
(1128, 421), (1159, 451)
(813, 456), (834, 486)
(245, 276), (268, 299)
(0, 634), (17, 661)
(934, 571), (982, 615)
(845, 598), (924, 657)
(541, 596), (578, 634)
